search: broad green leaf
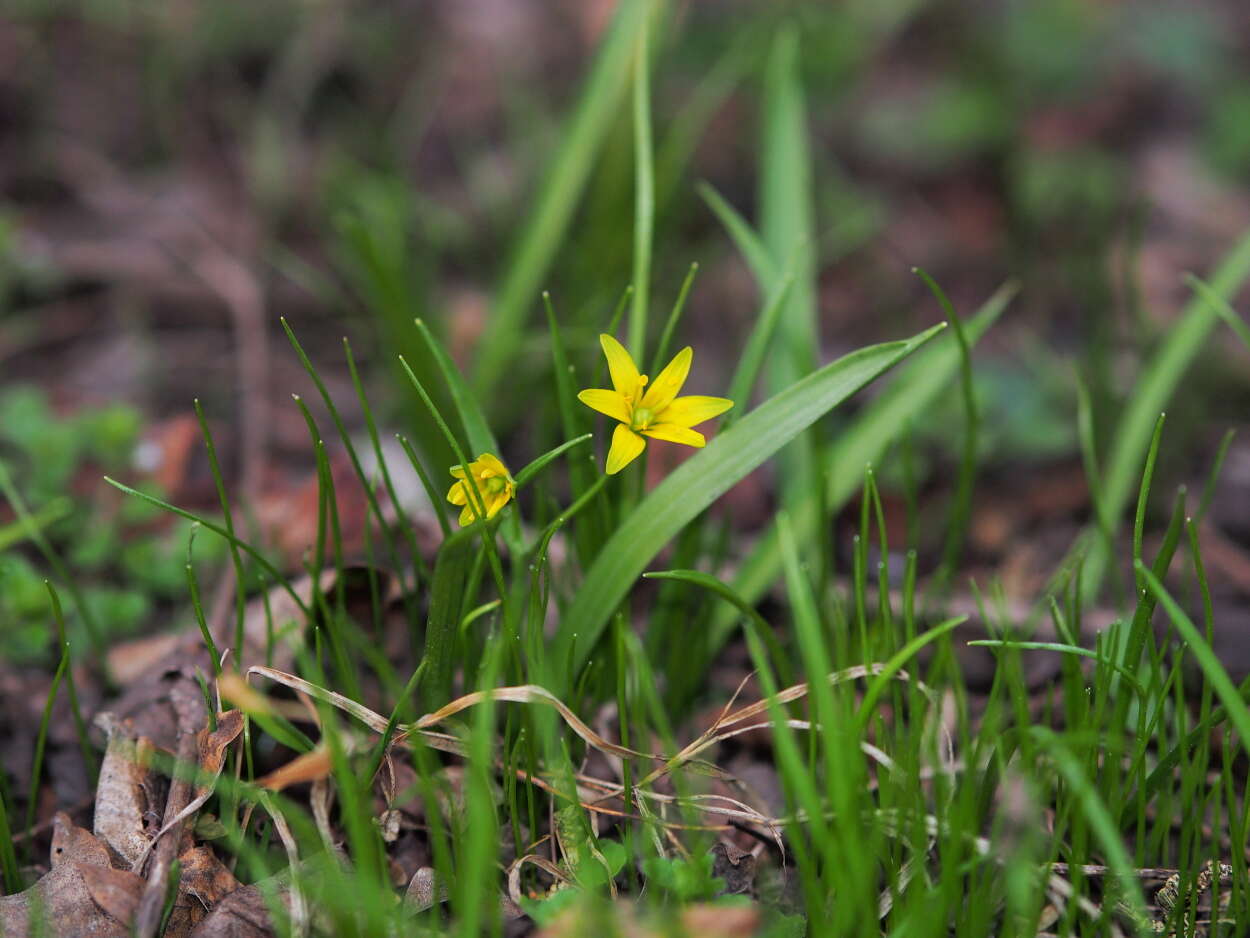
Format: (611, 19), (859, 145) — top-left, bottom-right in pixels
(706, 282), (1015, 655)
(551, 323), (946, 684)
(421, 528), (476, 709)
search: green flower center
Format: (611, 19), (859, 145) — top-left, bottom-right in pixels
(484, 476), (507, 494)
(630, 407), (655, 431)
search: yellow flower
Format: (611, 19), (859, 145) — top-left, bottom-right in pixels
(446, 453), (514, 526)
(577, 334), (733, 475)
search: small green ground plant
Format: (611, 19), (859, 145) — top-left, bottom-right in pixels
(0, 386), (224, 664)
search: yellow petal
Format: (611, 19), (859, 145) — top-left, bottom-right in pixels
(577, 388), (632, 424)
(449, 465), (466, 479)
(476, 452), (509, 478)
(487, 492), (511, 518)
(600, 333), (641, 398)
(642, 424), (705, 447)
(458, 503), (479, 526)
(447, 481), (468, 506)
(656, 395), (733, 428)
(605, 424), (646, 475)
(640, 346), (692, 412)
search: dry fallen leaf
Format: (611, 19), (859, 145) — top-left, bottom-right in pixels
(177, 846), (242, 911)
(92, 713), (163, 868)
(77, 863), (145, 927)
(0, 813), (135, 938)
(186, 883), (287, 938)
(255, 746), (333, 792)
(160, 845), (243, 937)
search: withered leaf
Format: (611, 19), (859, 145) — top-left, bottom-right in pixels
(177, 846), (241, 910)
(710, 841), (757, 897)
(92, 713), (162, 868)
(77, 864), (144, 926)
(0, 814), (130, 938)
(186, 882), (291, 938)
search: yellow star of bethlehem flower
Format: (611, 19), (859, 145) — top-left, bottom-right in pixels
(446, 452), (514, 526)
(577, 334), (733, 475)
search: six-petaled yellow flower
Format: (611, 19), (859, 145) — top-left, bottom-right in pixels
(446, 453), (514, 526)
(578, 334), (733, 474)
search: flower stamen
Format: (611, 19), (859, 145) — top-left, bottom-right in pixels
(630, 407), (654, 431)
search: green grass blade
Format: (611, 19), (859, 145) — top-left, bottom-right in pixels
(653, 30), (755, 212)
(914, 269), (978, 586)
(543, 293), (601, 558)
(1032, 728), (1149, 923)
(473, 0), (660, 396)
(281, 320), (423, 596)
(759, 25), (818, 515)
(628, 15), (653, 360)
(1185, 272), (1250, 352)
(194, 399), (249, 664)
(414, 318), (524, 554)
(513, 434), (593, 488)
(45, 582), (97, 787)
(396, 433), (452, 539)
(1075, 372), (1122, 604)
(102, 476), (309, 618)
(1139, 563), (1250, 749)
(758, 23), (813, 305)
(0, 784), (20, 893)
(1196, 427), (1236, 523)
(415, 318), (499, 458)
(1082, 228), (1250, 601)
(396, 356), (510, 603)
(855, 616), (966, 728)
(968, 641), (1147, 701)
(552, 323), (946, 685)
(643, 569), (794, 688)
(343, 336), (430, 584)
(0, 496), (71, 553)
(522, 474), (609, 559)
(647, 262), (698, 377)
(186, 523), (222, 674)
(707, 283), (1014, 655)
(1132, 413), (1166, 594)
(697, 181), (777, 290)
(26, 648), (67, 841)
(724, 273), (795, 419)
